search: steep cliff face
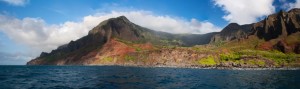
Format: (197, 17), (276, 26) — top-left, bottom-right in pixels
(27, 16), (144, 65)
(210, 9), (300, 54)
(210, 23), (252, 43)
(88, 16), (145, 42)
(27, 8), (300, 66)
(252, 9), (300, 40)
(27, 16), (216, 65)
(250, 9), (300, 53)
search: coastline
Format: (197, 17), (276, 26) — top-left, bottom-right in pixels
(25, 64), (300, 70)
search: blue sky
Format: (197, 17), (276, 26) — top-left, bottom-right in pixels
(0, 0), (226, 25)
(0, 0), (298, 65)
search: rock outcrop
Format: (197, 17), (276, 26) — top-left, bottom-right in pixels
(210, 9), (300, 54)
(252, 9), (300, 40)
(27, 16), (217, 65)
(27, 8), (300, 67)
(210, 23), (252, 43)
(250, 9), (300, 53)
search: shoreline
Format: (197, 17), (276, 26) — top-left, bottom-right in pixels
(24, 64), (300, 70)
(114, 65), (300, 70)
(86, 63), (300, 70)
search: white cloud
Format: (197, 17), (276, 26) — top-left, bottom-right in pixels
(0, 10), (220, 63)
(293, 0), (300, 8)
(214, 0), (275, 24)
(100, 11), (221, 34)
(281, 0), (300, 10)
(1, 0), (29, 6)
(0, 15), (94, 56)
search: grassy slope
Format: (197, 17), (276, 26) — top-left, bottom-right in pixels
(38, 30), (300, 67)
(191, 34), (300, 67)
(106, 33), (300, 67)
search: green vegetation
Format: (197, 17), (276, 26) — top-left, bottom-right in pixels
(248, 60), (257, 65)
(212, 40), (225, 47)
(162, 45), (177, 49)
(43, 52), (67, 62)
(135, 47), (142, 52)
(125, 55), (136, 61)
(189, 40), (300, 67)
(256, 60), (266, 66)
(102, 57), (113, 62)
(237, 49), (298, 65)
(115, 38), (145, 52)
(116, 38), (135, 45)
(216, 36), (264, 51)
(159, 39), (183, 46)
(192, 45), (213, 52)
(220, 53), (240, 61)
(197, 56), (217, 66)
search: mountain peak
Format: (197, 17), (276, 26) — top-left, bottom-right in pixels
(220, 23), (240, 33)
(288, 8), (300, 13)
(87, 15), (143, 42)
(88, 16), (132, 35)
(96, 16), (130, 26)
(228, 23), (239, 26)
(116, 16), (129, 21)
(108, 16), (131, 24)
(278, 9), (287, 18)
(279, 9), (286, 13)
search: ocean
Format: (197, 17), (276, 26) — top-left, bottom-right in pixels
(0, 65), (299, 89)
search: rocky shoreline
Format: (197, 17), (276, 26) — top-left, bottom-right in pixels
(81, 64), (300, 70)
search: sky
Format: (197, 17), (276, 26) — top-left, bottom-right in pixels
(0, 0), (299, 65)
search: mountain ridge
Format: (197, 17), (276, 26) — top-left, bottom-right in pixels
(27, 8), (300, 67)
(27, 15), (215, 65)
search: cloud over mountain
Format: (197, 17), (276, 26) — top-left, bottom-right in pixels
(280, 0), (300, 10)
(0, 10), (220, 61)
(214, 0), (275, 25)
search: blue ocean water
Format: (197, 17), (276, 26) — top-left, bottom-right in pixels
(0, 66), (299, 89)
